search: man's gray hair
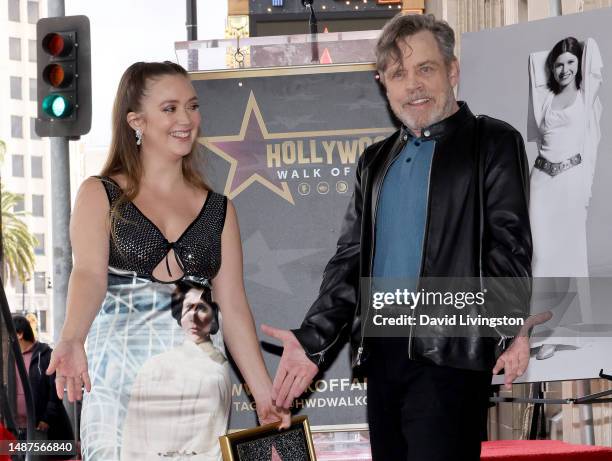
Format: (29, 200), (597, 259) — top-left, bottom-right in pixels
(376, 14), (456, 73)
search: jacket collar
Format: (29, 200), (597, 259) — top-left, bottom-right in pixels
(401, 101), (474, 141)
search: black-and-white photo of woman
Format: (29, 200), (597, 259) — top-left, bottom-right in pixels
(529, 36), (603, 277)
(528, 36), (603, 359)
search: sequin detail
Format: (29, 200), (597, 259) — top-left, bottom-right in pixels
(97, 176), (226, 281)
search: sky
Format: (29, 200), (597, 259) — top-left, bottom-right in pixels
(65, 0), (228, 148)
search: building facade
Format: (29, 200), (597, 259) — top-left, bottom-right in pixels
(1, 0), (53, 341)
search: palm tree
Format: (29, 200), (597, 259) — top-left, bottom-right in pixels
(0, 139), (38, 286)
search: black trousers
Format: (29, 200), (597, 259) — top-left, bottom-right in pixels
(366, 339), (492, 461)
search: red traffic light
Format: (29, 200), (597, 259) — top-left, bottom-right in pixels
(42, 33), (73, 57)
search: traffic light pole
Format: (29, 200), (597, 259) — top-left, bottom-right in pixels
(50, 137), (71, 343)
(186, 0), (198, 70)
(47, 0), (72, 343)
(186, 0), (197, 41)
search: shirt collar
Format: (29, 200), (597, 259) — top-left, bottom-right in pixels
(400, 101), (474, 141)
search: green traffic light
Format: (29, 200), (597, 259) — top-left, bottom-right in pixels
(42, 94), (73, 118)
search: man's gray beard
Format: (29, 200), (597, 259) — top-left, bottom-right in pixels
(395, 91), (458, 132)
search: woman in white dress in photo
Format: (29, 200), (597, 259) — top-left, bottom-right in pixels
(528, 37), (603, 359)
(120, 282), (228, 460)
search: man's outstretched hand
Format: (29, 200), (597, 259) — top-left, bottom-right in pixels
(492, 336), (530, 389)
(261, 324), (319, 409)
(492, 311), (553, 389)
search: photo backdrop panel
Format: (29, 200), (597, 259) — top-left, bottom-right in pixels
(459, 7), (612, 382)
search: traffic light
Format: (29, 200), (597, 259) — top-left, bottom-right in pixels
(35, 15), (91, 138)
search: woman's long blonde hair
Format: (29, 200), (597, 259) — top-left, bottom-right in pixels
(100, 61), (208, 239)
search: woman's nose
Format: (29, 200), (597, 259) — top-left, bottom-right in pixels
(177, 107), (192, 125)
(194, 310), (206, 324)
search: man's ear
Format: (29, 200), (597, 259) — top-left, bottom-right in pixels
(448, 58), (460, 87)
(126, 112), (143, 132)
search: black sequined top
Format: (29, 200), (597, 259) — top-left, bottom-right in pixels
(97, 176), (226, 282)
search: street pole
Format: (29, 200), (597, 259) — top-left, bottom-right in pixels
(45, 0), (82, 447)
(186, 0), (198, 70)
(50, 136), (71, 343)
(186, 0), (197, 41)
(47, 0), (72, 343)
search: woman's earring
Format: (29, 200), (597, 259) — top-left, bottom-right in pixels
(135, 128), (143, 146)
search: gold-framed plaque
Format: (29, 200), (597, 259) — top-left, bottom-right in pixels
(219, 415), (317, 460)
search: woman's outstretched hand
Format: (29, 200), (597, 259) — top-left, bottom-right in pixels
(46, 338), (92, 402)
(255, 394), (292, 430)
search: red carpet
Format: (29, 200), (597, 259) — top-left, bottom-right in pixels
(482, 440), (612, 460)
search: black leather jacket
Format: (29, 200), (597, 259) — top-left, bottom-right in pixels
(293, 102), (532, 372)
